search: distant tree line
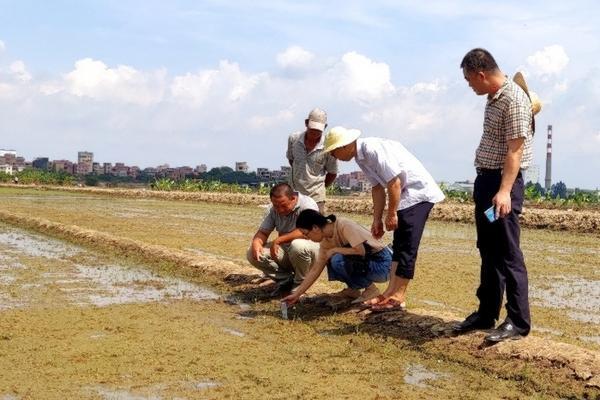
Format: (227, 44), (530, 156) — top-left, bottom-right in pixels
(2, 168), (598, 207)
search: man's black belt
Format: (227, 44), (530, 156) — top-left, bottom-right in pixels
(476, 167), (502, 176)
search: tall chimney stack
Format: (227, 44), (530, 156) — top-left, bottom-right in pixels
(545, 125), (552, 191)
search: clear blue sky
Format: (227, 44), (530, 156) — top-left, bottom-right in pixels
(1, 1), (598, 188)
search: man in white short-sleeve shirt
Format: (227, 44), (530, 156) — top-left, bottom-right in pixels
(323, 127), (444, 311)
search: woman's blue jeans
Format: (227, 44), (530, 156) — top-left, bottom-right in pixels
(326, 248), (392, 289)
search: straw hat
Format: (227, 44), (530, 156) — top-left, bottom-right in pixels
(323, 126), (361, 153)
(513, 72), (542, 116)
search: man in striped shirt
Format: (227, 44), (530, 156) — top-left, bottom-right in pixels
(453, 48), (533, 342)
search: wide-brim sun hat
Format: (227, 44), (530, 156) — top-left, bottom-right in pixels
(513, 72), (542, 116)
(323, 126), (361, 153)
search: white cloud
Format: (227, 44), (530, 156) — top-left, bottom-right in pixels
(333, 51), (395, 103)
(9, 60), (32, 82)
(527, 45), (569, 77)
(248, 109), (295, 130)
(170, 60), (265, 105)
(361, 104), (436, 133)
(554, 80), (568, 92)
(39, 82), (63, 95)
(408, 80), (446, 94)
(64, 58), (166, 105)
(0, 82), (15, 98)
(0, 40), (5, 52)
(276, 46), (315, 70)
(407, 112), (435, 131)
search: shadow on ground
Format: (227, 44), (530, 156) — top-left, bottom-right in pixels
(223, 273), (459, 347)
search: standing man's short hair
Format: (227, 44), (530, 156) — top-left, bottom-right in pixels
(270, 182), (295, 198)
(460, 48), (499, 73)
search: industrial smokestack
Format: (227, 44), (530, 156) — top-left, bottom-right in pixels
(545, 125), (552, 191)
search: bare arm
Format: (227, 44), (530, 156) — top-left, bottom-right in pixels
(275, 228), (305, 245)
(324, 173), (337, 187)
(250, 230), (270, 261)
(385, 177), (402, 231)
(270, 228), (305, 259)
(493, 137), (524, 218)
(283, 243), (365, 304)
(283, 255), (328, 303)
(371, 184), (386, 239)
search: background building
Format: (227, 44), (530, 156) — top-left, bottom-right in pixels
(524, 164), (540, 184)
(32, 157), (50, 170)
(256, 168), (270, 180)
(0, 164), (13, 175)
(235, 162), (249, 172)
(77, 151), (93, 175)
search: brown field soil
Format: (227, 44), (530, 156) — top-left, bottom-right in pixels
(2, 183), (599, 234)
(0, 187), (599, 399)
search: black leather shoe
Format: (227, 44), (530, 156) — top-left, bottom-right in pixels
(269, 278), (294, 297)
(452, 312), (495, 333)
(485, 321), (523, 342)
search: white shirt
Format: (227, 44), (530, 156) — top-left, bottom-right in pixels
(355, 137), (445, 210)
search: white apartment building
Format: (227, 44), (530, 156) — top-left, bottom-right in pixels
(0, 164), (13, 175)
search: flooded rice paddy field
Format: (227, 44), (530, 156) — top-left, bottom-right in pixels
(0, 187), (599, 398)
(0, 187), (598, 349)
(0, 223), (557, 399)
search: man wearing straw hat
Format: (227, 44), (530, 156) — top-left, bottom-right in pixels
(287, 108), (338, 213)
(453, 48), (541, 342)
(322, 128), (445, 311)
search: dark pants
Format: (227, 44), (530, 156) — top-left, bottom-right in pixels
(392, 201), (434, 279)
(474, 170), (531, 335)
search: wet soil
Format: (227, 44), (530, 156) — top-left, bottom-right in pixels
(0, 188), (599, 399)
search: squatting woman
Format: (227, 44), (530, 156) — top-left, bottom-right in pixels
(283, 209), (391, 305)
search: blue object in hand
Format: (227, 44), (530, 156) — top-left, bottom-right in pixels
(484, 206), (497, 222)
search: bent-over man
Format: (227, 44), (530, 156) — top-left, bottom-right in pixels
(323, 127), (444, 311)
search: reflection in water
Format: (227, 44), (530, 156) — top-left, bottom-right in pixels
(0, 224), (218, 309)
(404, 363), (448, 388)
(530, 276), (600, 324)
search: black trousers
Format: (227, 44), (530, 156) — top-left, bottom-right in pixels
(392, 201), (434, 279)
(474, 170), (531, 335)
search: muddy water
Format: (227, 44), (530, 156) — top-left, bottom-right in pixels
(404, 363), (449, 389)
(530, 276), (600, 324)
(0, 223), (218, 310)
